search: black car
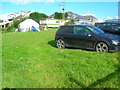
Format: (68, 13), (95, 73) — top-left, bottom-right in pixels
(95, 22), (120, 35)
(55, 24), (120, 52)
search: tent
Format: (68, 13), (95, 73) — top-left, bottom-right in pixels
(18, 19), (40, 32)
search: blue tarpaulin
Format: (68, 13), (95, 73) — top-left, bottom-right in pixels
(32, 26), (39, 32)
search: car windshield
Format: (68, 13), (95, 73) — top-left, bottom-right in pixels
(87, 25), (105, 34)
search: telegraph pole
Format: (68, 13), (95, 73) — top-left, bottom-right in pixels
(59, 2), (65, 19)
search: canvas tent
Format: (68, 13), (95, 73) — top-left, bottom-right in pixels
(18, 19), (40, 32)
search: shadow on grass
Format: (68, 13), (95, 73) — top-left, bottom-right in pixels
(68, 77), (87, 88)
(68, 69), (119, 88)
(48, 40), (95, 52)
(48, 40), (56, 48)
(87, 69), (119, 88)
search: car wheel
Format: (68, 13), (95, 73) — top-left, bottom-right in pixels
(95, 42), (109, 52)
(57, 39), (65, 49)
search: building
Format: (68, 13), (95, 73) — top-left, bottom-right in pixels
(105, 19), (120, 22)
(19, 11), (33, 18)
(0, 21), (13, 29)
(40, 18), (65, 28)
(49, 12), (98, 25)
(48, 14), (55, 19)
(0, 11), (33, 22)
(82, 15), (98, 25)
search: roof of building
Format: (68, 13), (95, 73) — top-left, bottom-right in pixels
(40, 18), (65, 21)
(83, 15), (97, 19)
(0, 21), (13, 25)
(19, 19), (39, 28)
(61, 24), (93, 27)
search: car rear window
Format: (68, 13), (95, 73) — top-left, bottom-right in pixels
(58, 26), (73, 33)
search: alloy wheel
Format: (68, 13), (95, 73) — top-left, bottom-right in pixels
(57, 39), (65, 49)
(96, 42), (109, 52)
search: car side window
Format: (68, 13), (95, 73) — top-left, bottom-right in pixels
(58, 26), (64, 33)
(62, 26), (73, 33)
(74, 26), (90, 36)
(103, 23), (112, 29)
(112, 24), (120, 30)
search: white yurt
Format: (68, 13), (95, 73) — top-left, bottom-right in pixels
(18, 19), (40, 32)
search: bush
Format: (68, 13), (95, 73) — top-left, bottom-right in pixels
(64, 20), (75, 25)
(13, 20), (20, 28)
(1, 28), (7, 34)
(0, 19), (3, 23)
(7, 25), (15, 32)
(2, 25), (15, 34)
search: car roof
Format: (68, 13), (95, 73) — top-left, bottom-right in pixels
(95, 22), (120, 24)
(60, 24), (92, 27)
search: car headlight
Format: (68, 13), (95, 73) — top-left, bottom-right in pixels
(112, 40), (119, 45)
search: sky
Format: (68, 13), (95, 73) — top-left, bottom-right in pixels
(0, 1), (119, 20)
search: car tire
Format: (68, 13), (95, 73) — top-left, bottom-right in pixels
(95, 42), (109, 52)
(56, 39), (65, 49)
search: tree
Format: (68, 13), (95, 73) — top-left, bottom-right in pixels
(54, 12), (68, 20)
(29, 12), (48, 24)
(13, 20), (20, 28)
(39, 13), (48, 19)
(0, 19), (3, 23)
(54, 12), (62, 19)
(20, 17), (29, 22)
(64, 20), (75, 25)
(65, 13), (68, 20)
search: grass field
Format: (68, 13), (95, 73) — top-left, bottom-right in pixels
(2, 29), (119, 88)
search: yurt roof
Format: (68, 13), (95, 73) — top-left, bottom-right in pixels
(19, 19), (39, 28)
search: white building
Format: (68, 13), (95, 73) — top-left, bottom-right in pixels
(0, 11), (33, 22)
(20, 11), (33, 18)
(40, 18), (65, 28)
(0, 21), (13, 29)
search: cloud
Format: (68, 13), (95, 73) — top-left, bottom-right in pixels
(107, 16), (113, 19)
(10, 0), (54, 5)
(2, 0), (119, 2)
(115, 16), (120, 19)
(11, 0), (31, 5)
(80, 11), (96, 16)
(46, 0), (54, 3)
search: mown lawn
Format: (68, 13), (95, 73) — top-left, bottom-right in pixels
(2, 29), (119, 88)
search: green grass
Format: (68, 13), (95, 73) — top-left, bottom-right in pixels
(2, 29), (119, 88)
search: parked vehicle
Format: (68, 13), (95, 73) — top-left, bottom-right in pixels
(94, 22), (120, 35)
(55, 24), (120, 52)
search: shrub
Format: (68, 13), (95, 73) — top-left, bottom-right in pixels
(1, 28), (8, 34)
(13, 20), (20, 28)
(64, 20), (75, 25)
(0, 19), (3, 23)
(7, 25), (15, 32)
(2, 25), (15, 34)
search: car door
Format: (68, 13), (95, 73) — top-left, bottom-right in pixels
(112, 23), (120, 34)
(73, 26), (95, 49)
(62, 26), (74, 46)
(102, 23), (112, 33)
